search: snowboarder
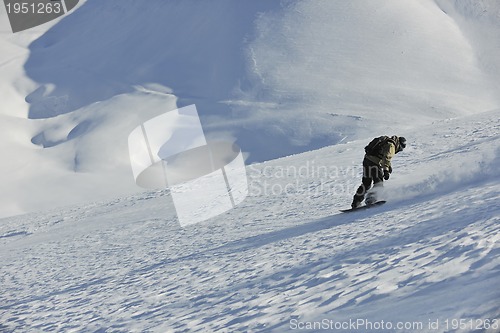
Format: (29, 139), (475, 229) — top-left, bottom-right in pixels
(351, 135), (406, 209)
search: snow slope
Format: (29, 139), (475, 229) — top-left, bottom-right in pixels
(1, 0), (500, 218)
(1, 109), (498, 332)
(1, 1), (499, 330)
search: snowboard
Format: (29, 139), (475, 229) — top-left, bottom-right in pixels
(340, 200), (386, 213)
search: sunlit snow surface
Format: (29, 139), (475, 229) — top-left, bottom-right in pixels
(1, 110), (498, 332)
(0, 0), (499, 332)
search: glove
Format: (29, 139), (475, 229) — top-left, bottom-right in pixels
(383, 170), (390, 180)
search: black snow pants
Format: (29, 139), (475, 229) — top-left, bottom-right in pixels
(352, 157), (384, 206)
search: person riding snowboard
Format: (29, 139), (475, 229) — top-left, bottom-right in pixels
(351, 135), (406, 209)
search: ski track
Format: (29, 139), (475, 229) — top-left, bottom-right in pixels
(1, 112), (499, 332)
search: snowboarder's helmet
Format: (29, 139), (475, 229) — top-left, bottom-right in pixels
(399, 136), (407, 149)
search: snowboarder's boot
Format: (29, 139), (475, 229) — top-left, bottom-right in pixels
(351, 196), (363, 209)
(365, 192), (377, 205)
(351, 202), (362, 209)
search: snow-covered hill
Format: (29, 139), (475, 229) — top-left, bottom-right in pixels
(1, 0), (500, 217)
(1, 108), (498, 332)
(1, 0), (499, 331)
